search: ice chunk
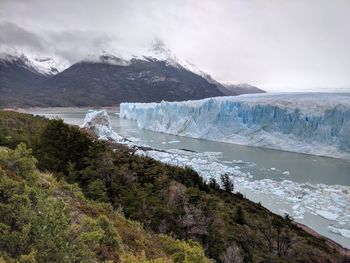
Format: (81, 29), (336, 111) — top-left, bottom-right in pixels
(328, 226), (350, 239)
(82, 110), (123, 141)
(317, 210), (339, 220)
(168, 140), (180, 144)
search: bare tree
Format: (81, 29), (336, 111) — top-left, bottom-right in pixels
(220, 242), (243, 263)
(178, 204), (208, 240)
(257, 216), (273, 252)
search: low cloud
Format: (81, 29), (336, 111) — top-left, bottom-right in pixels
(1, 0), (350, 91)
(0, 21), (120, 64)
(0, 21), (46, 51)
(47, 30), (117, 63)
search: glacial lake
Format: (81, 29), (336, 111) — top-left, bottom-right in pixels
(23, 107), (350, 248)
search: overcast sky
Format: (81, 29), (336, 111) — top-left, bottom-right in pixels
(1, 0), (349, 91)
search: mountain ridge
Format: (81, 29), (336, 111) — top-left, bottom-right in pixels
(0, 41), (264, 107)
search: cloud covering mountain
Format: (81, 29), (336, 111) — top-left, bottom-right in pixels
(1, 0), (350, 91)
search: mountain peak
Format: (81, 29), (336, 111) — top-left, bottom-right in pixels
(144, 39), (182, 68)
(149, 39), (174, 59)
(0, 51), (65, 76)
(150, 39), (168, 53)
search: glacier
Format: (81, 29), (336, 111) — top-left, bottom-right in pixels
(120, 93), (350, 159)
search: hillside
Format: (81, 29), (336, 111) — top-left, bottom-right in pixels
(0, 145), (210, 262)
(220, 83), (265, 95)
(0, 54), (52, 107)
(0, 110), (348, 262)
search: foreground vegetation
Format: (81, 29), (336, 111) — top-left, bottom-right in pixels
(0, 144), (210, 262)
(0, 110), (348, 262)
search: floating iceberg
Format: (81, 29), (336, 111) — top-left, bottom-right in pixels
(120, 93), (350, 159)
(328, 226), (350, 239)
(82, 110), (123, 142)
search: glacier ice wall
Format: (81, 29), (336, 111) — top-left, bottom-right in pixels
(120, 93), (350, 159)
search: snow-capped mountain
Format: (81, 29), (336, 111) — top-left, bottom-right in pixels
(33, 51), (224, 106)
(81, 40), (264, 94)
(0, 40), (264, 107)
(0, 53), (59, 106)
(0, 52), (66, 76)
(84, 39), (193, 70)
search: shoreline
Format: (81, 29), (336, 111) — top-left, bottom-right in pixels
(297, 222), (350, 257)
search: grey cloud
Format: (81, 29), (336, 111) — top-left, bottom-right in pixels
(0, 0), (349, 91)
(47, 30), (117, 63)
(0, 21), (46, 51)
(0, 21), (118, 64)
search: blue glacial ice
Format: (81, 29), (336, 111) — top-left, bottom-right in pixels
(82, 110), (123, 142)
(120, 93), (350, 159)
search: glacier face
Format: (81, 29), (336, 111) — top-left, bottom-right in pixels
(120, 93), (350, 159)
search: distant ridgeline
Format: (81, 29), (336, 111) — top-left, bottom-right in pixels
(0, 110), (348, 262)
(0, 45), (264, 107)
(121, 93), (350, 159)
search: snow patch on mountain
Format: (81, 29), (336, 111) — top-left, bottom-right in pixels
(0, 49), (67, 75)
(29, 56), (65, 75)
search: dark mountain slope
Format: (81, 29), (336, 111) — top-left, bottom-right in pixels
(36, 58), (225, 106)
(222, 83), (265, 95)
(0, 55), (50, 106)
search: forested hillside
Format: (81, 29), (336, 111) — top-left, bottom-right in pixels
(0, 145), (209, 262)
(0, 110), (348, 262)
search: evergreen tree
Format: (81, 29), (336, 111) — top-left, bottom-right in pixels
(36, 119), (91, 176)
(221, 173), (234, 193)
(234, 206), (246, 225)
